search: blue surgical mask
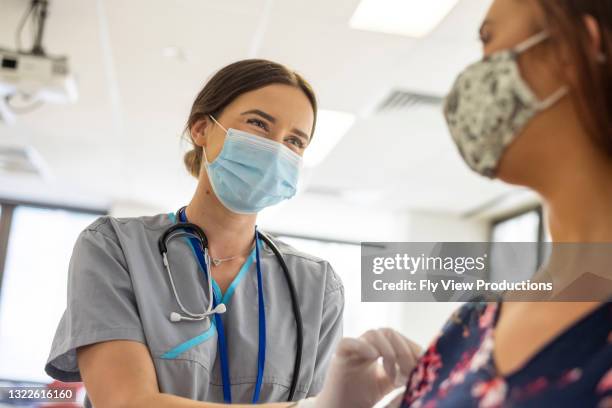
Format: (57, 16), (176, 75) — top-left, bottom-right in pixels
(202, 115), (303, 214)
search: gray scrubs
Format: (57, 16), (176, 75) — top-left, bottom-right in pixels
(45, 213), (344, 406)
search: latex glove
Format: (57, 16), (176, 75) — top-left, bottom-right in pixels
(314, 328), (422, 408)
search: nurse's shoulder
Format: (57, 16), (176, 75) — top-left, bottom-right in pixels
(84, 213), (171, 233)
(76, 213), (172, 250)
(258, 234), (344, 297)
(45, 214), (170, 383)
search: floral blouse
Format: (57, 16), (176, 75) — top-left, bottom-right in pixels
(401, 302), (612, 408)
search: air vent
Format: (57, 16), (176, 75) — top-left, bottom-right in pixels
(376, 89), (444, 113)
(0, 146), (44, 176)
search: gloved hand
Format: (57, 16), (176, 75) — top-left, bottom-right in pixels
(312, 328), (422, 408)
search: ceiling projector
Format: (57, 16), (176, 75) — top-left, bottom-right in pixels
(1, 0), (78, 124)
(0, 48), (78, 124)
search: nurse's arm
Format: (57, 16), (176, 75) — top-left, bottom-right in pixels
(77, 340), (293, 408)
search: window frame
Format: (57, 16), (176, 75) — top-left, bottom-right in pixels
(0, 199), (107, 307)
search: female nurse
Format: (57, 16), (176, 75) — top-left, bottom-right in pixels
(45, 59), (345, 407)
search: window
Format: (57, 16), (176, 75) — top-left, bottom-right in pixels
(0, 203), (104, 382)
(491, 209), (541, 243)
(277, 235), (404, 338)
(489, 207), (546, 282)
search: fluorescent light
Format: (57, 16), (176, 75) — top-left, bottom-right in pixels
(305, 110), (355, 167)
(349, 0), (459, 38)
(162, 45), (189, 62)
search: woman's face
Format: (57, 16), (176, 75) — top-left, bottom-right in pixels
(480, 0), (570, 185)
(193, 84), (315, 164)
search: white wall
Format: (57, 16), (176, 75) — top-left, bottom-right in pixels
(383, 211), (487, 346)
(407, 210), (489, 242)
(258, 193), (413, 242)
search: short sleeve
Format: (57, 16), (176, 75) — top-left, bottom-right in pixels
(309, 263), (344, 395)
(45, 221), (145, 382)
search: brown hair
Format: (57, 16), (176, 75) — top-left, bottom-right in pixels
(536, 0), (612, 154)
(182, 59), (318, 178)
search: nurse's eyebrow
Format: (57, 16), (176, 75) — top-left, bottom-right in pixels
(241, 109), (311, 141)
(241, 109), (276, 123)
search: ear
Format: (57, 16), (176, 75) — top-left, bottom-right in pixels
(190, 117), (211, 148)
(584, 15), (604, 62)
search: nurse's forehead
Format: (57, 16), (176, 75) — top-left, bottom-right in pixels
(224, 86), (313, 117)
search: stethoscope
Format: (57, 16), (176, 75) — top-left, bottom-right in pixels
(158, 207), (303, 402)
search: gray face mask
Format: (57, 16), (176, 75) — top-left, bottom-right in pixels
(443, 31), (568, 178)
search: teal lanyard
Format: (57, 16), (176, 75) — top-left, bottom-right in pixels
(178, 207), (266, 403)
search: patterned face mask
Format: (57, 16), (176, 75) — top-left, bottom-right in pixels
(443, 31), (568, 178)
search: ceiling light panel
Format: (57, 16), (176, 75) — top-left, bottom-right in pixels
(349, 0), (460, 38)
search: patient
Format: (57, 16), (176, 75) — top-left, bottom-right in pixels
(402, 0), (612, 405)
(312, 1), (612, 407)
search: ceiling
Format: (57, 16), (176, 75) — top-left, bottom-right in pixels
(0, 0), (520, 219)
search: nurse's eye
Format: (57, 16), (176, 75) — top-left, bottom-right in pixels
(247, 118), (269, 132)
(285, 135), (305, 149)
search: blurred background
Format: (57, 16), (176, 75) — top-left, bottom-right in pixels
(0, 0), (550, 388)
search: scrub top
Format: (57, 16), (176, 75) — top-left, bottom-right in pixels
(45, 213), (344, 407)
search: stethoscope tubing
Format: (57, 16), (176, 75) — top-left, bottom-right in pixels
(257, 231), (303, 401)
(158, 208), (304, 401)
(162, 230), (215, 319)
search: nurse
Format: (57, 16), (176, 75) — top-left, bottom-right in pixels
(45, 59), (345, 407)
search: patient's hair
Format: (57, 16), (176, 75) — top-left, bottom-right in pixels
(182, 59), (317, 178)
(537, 0), (612, 155)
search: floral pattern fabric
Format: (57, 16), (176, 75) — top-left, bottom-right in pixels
(401, 302), (612, 408)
